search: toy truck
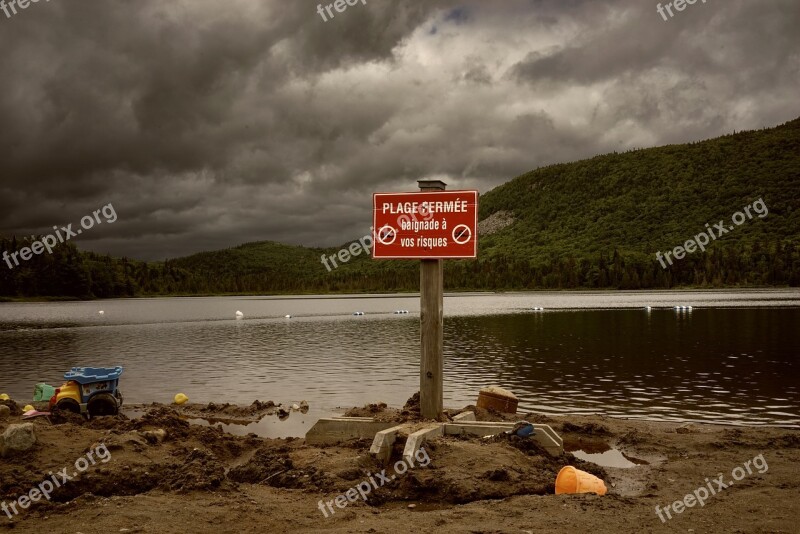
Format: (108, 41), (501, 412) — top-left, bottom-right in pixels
(49, 366), (124, 417)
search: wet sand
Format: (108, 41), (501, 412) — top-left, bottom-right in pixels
(0, 399), (798, 533)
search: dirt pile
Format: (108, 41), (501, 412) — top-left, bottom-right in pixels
(1, 402), (797, 533)
(134, 400), (282, 425)
(228, 445), (328, 489)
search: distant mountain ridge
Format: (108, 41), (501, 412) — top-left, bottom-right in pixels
(2, 118), (799, 298)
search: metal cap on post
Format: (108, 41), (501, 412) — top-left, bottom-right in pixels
(417, 179), (448, 192)
(417, 179), (446, 420)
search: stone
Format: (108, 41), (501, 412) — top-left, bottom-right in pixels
(0, 405), (11, 420)
(140, 429), (168, 443)
(1, 423), (37, 457)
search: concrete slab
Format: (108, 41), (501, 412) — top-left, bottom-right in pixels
(306, 416), (563, 458)
(443, 422), (563, 456)
(305, 418), (398, 445)
(452, 411), (476, 422)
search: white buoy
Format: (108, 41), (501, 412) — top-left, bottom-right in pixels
(98, 310), (105, 315)
(285, 314), (292, 318)
(235, 310), (244, 319)
(645, 306), (652, 310)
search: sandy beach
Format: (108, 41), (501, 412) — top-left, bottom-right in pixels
(1, 397), (798, 533)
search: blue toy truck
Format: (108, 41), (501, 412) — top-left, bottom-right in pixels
(49, 366), (124, 417)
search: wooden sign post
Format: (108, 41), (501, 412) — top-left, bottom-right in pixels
(417, 179), (446, 420)
(372, 182), (478, 421)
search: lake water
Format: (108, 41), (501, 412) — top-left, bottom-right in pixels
(1, 290), (798, 436)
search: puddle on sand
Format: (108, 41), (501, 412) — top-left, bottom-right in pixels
(570, 448), (648, 469)
(122, 405), (335, 439)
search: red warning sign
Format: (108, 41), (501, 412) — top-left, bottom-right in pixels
(372, 190), (478, 259)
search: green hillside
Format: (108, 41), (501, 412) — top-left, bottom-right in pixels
(480, 119), (799, 262)
(1, 118), (799, 299)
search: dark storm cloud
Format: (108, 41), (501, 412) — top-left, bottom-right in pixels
(0, 0), (798, 259)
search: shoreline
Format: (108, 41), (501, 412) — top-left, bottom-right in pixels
(1, 286), (797, 303)
(1, 400), (798, 533)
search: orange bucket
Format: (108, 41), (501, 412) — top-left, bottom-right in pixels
(555, 466), (607, 496)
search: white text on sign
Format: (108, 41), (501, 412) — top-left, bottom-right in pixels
(381, 199), (470, 215)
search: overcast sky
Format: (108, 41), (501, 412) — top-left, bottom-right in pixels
(1, 0), (798, 260)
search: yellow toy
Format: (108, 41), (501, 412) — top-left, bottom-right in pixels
(49, 367), (124, 418)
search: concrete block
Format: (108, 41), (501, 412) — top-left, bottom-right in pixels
(443, 421), (563, 457)
(305, 418), (397, 445)
(403, 425), (443, 465)
(369, 424), (407, 463)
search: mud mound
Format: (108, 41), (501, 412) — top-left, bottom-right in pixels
(344, 402), (388, 418)
(709, 428), (751, 448)
(50, 467), (163, 502)
(48, 448), (228, 502)
(49, 406), (88, 425)
(0, 399), (23, 416)
(164, 448), (227, 492)
(473, 406), (517, 422)
(342, 395), (426, 423)
(86, 413), (130, 429)
(618, 429), (647, 446)
(227, 446), (328, 489)
(767, 433), (800, 448)
(488, 433), (553, 457)
(402, 392), (421, 416)
(561, 422), (612, 436)
(370, 438), (566, 506)
(134, 407), (192, 438)
(198, 400), (276, 419)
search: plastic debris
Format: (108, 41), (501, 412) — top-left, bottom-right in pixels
(506, 421), (535, 438)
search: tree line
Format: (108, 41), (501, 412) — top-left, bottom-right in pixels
(0, 236), (796, 300)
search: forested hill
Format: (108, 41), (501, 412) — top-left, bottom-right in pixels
(2, 118), (799, 299)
